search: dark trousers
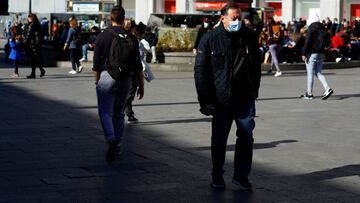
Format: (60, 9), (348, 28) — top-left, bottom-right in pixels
(29, 51), (44, 76)
(211, 100), (255, 178)
(124, 75), (139, 117)
(69, 48), (80, 71)
(12, 60), (18, 74)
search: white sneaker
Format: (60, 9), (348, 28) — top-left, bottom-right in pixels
(68, 70), (77, 74)
(274, 71), (282, 77)
(79, 58), (87, 62)
(335, 57), (342, 63)
(78, 66), (83, 73)
(322, 88), (334, 100)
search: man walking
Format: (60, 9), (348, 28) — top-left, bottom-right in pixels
(194, 3), (261, 190)
(301, 13), (333, 100)
(93, 6), (144, 164)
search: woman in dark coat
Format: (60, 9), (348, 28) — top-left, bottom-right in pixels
(24, 14), (46, 78)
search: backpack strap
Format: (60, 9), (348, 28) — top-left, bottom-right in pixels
(108, 28), (128, 39)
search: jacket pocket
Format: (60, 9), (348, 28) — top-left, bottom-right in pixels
(211, 51), (226, 69)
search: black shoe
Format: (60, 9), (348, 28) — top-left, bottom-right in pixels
(211, 175), (225, 189)
(114, 142), (123, 157)
(322, 88), (334, 100)
(300, 92), (314, 100)
(106, 140), (117, 164)
(40, 69), (46, 78)
(128, 115), (139, 124)
(232, 176), (252, 190)
(27, 75), (36, 79)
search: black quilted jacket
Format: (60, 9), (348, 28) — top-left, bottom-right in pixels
(24, 22), (42, 55)
(194, 22), (261, 108)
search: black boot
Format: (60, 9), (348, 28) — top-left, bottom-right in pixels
(40, 69), (46, 78)
(27, 74), (36, 79)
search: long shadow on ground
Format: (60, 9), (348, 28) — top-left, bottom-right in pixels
(0, 79), (358, 202)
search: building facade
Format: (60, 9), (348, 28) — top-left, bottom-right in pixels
(5, 0), (360, 25)
(253, 0), (360, 23)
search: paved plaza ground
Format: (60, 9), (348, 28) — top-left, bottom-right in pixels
(0, 63), (359, 202)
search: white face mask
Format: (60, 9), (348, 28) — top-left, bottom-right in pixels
(203, 22), (209, 28)
(227, 19), (241, 32)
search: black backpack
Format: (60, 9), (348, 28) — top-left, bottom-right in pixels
(107, 28), (136, 80)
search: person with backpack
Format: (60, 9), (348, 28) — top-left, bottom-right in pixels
(93, 6), (144, 164)
(301, 13), (334, 100)
(64, 17), (82, 74)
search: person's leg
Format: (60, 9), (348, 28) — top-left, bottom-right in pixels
(211, 107), (233, 177)
(314, 54), (330, 90)
(306, 54), (316, 95)
(35, 51), (45, 77)
(14, 60), (19, 75)
(269, 44), (281, 72)
(233, 100), (256, 179)
(27, 53), (36, 78)
(151, 46), (157, 63)
(81, 44), (88, 60)
(96, 71), (117, 142)
(124, 77), (138, 119)
(74, 49), (81, 71)
(69, 49), (77, 71)
(112, 78), (132, 142)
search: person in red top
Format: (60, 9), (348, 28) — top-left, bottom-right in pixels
(331, 32), (344, 49)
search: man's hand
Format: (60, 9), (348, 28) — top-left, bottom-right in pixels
(137, 85), (144, 100)
(63, 44), (68, 51)
(94, 71), (100, 85)
(302, 55), (308, 64)
(136, 71), (145, 100)
(200, 104), (216, 116)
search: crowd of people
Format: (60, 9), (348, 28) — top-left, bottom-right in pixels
(194, 13), (360, 77)
(3, 14), (159, 78)
(255, 15), (360, 75)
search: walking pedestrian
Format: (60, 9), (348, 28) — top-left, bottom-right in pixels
(266, 17), (283, 77)
(301, 13), (334, 100)
(64, 17), (82, 74)
(194, 3), (261, 190)
(24, 14), (46, 79)
(93, 6), (144, 164)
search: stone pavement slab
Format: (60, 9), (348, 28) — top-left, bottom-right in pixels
(0, 65), (359, 202)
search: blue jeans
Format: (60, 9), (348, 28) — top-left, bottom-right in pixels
(69, 48), (80, 71)
(211, 100), (256, 178)
(96, 71), (131, 143)
(306, 53), (329, 94)
(82, 44), (89, 60)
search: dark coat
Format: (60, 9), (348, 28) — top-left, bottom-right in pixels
(303, 22), (330, 55)
(24, 22), (42, 55)
(194, 23), (261, 112)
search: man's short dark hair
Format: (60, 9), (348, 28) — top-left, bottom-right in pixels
(111, 6), (125, 23)
(220, 3), (241, 16)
